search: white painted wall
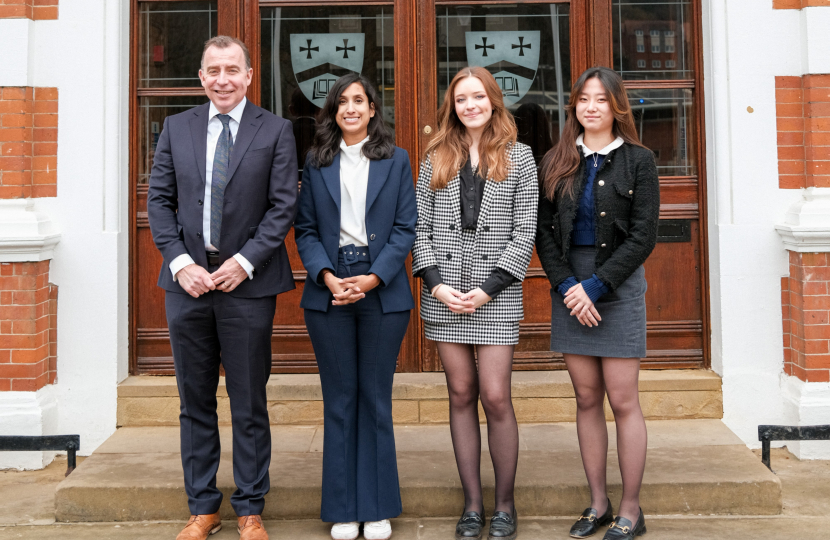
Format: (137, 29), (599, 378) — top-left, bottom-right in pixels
(704, 0), (830, 456)
(0, 0), (130, 466)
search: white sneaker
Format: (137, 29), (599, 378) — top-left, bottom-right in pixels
(363, 519), (392, 540)
(331, 522), (359, 540)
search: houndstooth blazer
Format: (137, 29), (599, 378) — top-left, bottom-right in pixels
(412, 142), (538, 324)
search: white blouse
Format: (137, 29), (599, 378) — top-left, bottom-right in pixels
(339, 136), (371, 247)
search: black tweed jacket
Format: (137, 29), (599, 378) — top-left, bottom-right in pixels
(536, 142), (660, 291)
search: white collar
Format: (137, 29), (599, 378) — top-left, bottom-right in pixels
(340, 136), (370, 160)
(576, 134), (624, 156)
(208, 96), (247, 124)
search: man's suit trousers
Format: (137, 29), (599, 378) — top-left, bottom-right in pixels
(303, 259), (410, 522)
(165, 288), (276, 516)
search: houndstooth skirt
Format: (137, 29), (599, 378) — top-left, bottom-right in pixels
(424, 229), (520, 345)
(550, 246), (647, 358)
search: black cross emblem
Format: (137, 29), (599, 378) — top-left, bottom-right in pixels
(475, 37), (494, 57)
(336, 39), (356, 59)
(511, 36), (531, 56)
(299, 39), (319, 60)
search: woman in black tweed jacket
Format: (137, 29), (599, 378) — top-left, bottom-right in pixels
(536, 67), (659, 540)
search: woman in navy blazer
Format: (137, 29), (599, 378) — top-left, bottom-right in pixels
(294, 74), (417, 540)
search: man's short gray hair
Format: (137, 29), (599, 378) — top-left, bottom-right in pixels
(201, 35), (251, 70)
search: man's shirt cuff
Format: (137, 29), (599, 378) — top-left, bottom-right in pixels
(234, 253), (254, 280)
(170, 254), (196, 281)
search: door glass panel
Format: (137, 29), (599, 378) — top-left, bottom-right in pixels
(436, 4), (570, 164)
(138, 96), (210, 184)
(261, 6), (395, 169)
(138, 2), (218, 88)
(628, 88), (695, 176)
(612, 0), (693, 80)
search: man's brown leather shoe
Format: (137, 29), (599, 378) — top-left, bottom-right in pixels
(238, 515), (268, 540)
(176, 512), (222, 540)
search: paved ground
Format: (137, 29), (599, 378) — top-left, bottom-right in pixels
(0, 447), (827, 539)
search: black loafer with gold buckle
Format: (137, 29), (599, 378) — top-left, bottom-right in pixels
(569, 498), (613, 538)
(602, 508), (646, 540)
(455, 510), (485, 540)
(488, 507), (517, 540)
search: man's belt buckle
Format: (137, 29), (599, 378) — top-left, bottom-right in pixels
(206, 251), (220, 265)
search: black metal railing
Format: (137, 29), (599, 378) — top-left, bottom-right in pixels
(758, 425), (830, 470)
(0, 435), (80, 476)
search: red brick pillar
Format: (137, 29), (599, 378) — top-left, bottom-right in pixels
(782, 252), (830, 382)
(776, 75), (830, 190)
(0, 261), (57, 391)
(0, 87), (58, 198)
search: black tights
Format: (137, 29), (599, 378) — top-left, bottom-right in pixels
(564, 354), (647, 523)
(437, 342), (518, 515)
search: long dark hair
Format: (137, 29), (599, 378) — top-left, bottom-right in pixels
(307, 74), (395, 168)
(539, 67), (644, 200)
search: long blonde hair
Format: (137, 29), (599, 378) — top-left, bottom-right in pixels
(423, 67), (518, 190)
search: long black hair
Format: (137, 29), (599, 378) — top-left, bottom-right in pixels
(307, 74), (395, 168)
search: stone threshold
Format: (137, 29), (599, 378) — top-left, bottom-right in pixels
(117, 370), (723, 426)
(55, 420), (780, 521)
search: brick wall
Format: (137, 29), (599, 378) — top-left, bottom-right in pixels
(774, 0), (830, 9)
(782, 252), (830, 383)
(0, 0), (58, 20)
(0, 261), (57, 391)
(0, 87), (58, 198)
(777, 75), (830, 189)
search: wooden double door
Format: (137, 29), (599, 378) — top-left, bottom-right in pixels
(131, 0), (709, 374)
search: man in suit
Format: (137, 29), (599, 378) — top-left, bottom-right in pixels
(147, 35), (298, 540)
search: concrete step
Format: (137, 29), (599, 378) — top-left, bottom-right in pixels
(117, 371), (723, 426)
(55, 419), (780, 521)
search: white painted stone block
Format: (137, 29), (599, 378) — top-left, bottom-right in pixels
(0, 387), (58, 470)
(0, 19), (33, 87)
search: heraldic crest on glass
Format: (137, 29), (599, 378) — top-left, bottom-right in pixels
(465, 31), (540, 106)
(290, 33), (366, 107)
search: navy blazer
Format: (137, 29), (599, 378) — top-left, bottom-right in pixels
(294, 147), (417, 313)
(147, 101), (299, 298)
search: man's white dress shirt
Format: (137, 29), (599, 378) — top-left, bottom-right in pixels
(339, 136), (371, 248)
(169, 97), (255, 280)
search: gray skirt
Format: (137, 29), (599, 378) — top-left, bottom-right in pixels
(425, 229), (519, 345)
(550, 246), (647, 358)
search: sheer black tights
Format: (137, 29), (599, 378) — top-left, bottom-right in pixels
(564, 354), (647, 524)
(437, 342), (518, 514)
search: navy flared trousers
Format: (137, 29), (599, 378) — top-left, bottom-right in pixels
(304, 258), (410, 523)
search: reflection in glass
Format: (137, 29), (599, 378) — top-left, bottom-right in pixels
(261, 7), (395, 172)
(436, 4), (570, 165)
(612, 0), (693, 80)
(628, 88), (695, 176)
(138, 2), (217, 88)
(138, 96), (210, 184)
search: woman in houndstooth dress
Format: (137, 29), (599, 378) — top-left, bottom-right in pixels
(411, 67), (538, 540)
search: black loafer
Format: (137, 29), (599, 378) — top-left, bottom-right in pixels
(602, 508), (646, 539)
(569, 498), (613, 538)
(488, 508), (517, 540)
(455, 510), (485, 540)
